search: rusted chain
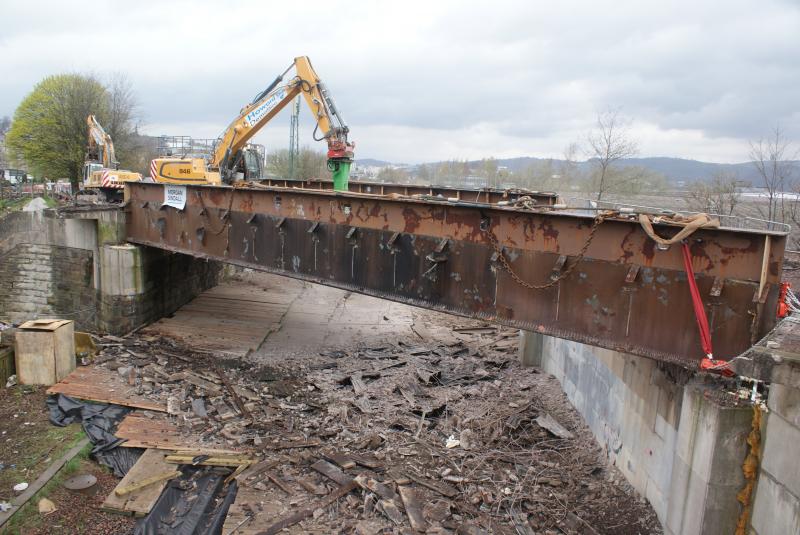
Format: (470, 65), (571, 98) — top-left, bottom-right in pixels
(484, 214), (606, 290)
(198, 182), (245, 235)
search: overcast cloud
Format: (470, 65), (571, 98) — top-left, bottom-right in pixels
(1, 0), (798, 163)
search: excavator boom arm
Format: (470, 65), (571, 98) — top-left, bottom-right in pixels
(211, 56), (352, 173)
(86, 115), (117, 168)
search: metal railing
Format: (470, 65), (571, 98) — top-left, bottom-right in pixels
(559, 197), (791, 234)
(156, 136), (217, 159)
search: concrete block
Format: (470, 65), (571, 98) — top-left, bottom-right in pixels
(760, 411), (800, 498)
(768, 383), (800, 426)
(645, 479), (668, 530)
(666, 385), (752, 534)
(750, 472), (800, 535)
(100, 244), (144, 296)
(518, 330), (543, 367)
(665, 457), (708, 535)
(771, 360), (800, 390)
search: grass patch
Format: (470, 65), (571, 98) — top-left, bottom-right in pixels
(2, 439), (92, 535)
(0, 424), (85, 495)
(0, 195), (58, 216)
(0, 196), (30, 214)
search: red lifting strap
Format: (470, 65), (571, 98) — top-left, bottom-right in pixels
(681, 242), (734, 376)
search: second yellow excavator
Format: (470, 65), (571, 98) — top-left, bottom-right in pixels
(83, 115), (142, 199)
(150, 56), (354, 189)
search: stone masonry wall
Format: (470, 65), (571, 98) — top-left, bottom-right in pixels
(0, 243), (95, 329)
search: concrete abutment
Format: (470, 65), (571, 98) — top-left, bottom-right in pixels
(520, 329), (800, 535)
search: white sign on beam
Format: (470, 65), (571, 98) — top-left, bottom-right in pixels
(163, 185), (187, 210)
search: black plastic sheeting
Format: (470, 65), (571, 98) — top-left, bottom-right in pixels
(48, 394), (238, 534)
(135, 467), (238, 535)
(46, 393), (143, 476)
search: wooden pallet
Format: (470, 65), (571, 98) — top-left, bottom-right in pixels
(47, 366), (166, 412)
(102, 449), (174, 516)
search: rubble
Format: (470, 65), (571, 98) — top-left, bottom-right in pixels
(29, 318), (663, 533)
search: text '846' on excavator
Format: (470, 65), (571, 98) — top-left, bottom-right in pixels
(150, 56), (355, 190)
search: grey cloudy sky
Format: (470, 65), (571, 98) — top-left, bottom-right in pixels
(1, 0), (798, 163)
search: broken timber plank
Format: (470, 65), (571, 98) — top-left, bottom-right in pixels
(404, 470), (459, 498)
(398, 485), (428, 532)
(310, 459), (352, 486)
(254, 480), (358, 535)
(238, 459), (279, 484)
(354, 474), (397, 501)
(216, 367), (252, 420)
(102, 449), (173, 516)
(115, 470), (181, 496)
(322, 451), (356, 469)
(378, 499), (405, 525)
(165, 454), (253, 467)
(115, 412), (239, 453)
(171, 371), (223, 395)
(47, 367), (166, 412)
(265, 471), (293, 495)
(270, 439), (321, 450)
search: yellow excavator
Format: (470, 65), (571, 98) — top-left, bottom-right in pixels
(83, 115), (141, 199)
(150, 56), (354, 189)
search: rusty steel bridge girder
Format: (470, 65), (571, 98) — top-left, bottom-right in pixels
(124, 182), (787, 368)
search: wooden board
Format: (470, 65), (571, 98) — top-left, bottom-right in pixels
(140, 282), (288, 357)
(222, 486), (291, 535)
(102, 449), (173, 516)
(115, 412), (239, 453)
(47, 366), (166, 412)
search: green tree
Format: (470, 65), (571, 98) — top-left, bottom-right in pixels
(6, 73), (139, 191)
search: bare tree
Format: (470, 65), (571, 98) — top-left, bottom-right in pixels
(749, 125), (797, 223)
(105, 73), (141, 169)
(586, 109), (639, 200)
(558, 142), (583, 189)
(0, 115), (10, 170)
(686, 170), (743, 216)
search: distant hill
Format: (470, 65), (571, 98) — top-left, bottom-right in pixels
(356, 158), (394, 167)
(367, 156), (800, 185)
(611, 157), (800, 184)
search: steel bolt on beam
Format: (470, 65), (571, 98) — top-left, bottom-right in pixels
(125, 182), (787, 368)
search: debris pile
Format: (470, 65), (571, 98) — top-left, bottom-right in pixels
(51, 325), (662, 534)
